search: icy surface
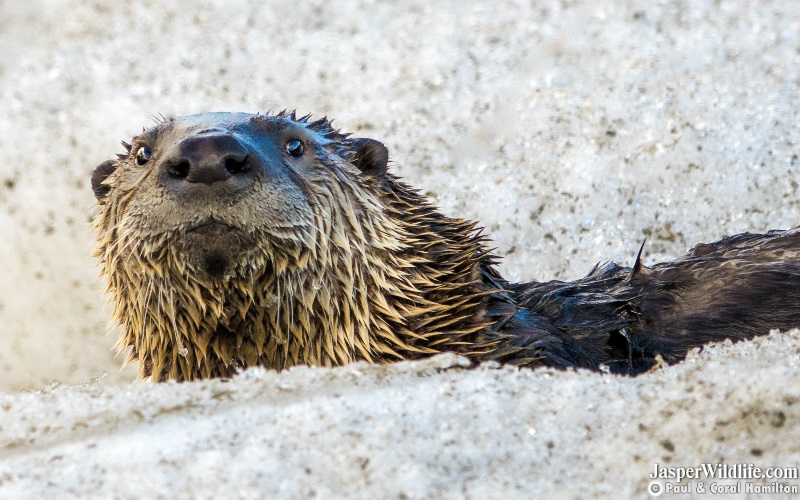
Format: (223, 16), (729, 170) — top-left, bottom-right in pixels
(1, 0), (800, 497)
(2, 333), (800, 498)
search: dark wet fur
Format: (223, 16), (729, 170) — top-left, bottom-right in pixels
(479, 229), (800, 374)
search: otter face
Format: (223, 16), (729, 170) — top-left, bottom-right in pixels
(92, 112), (389, 281)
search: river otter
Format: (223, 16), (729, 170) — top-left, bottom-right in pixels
(91, 111), (800, 381)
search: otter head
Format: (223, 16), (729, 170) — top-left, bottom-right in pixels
(92, 112), (389, 282)
(91, 111), (491, 381)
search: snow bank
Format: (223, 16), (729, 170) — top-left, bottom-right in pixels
(1, 0), (800, 496)
(2, 332), (799, 497)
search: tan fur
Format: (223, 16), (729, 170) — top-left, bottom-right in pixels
(93, 113), (497, 381)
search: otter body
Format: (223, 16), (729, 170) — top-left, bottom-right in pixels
(91, 112), (800, 380)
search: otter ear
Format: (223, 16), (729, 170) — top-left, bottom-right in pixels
(349, 138), (389, 178)
(91, 159), (118, 201)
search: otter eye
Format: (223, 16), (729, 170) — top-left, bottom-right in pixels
(285, 139), (305, 158)
(135, 146), (152, 166)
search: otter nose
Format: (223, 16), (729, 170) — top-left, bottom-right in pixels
(163, 134), (252, 185)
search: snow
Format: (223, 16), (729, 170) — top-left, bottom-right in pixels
(2, 335), (800, 498)
(1, 0), (799, 497)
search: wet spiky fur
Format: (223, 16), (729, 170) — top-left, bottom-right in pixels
(92, 112), (500, 381)
(91, 111), (800, 381)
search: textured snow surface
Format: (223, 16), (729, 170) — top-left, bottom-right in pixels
(2, 335), (800, 499)
(1, 0), (800, 497)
